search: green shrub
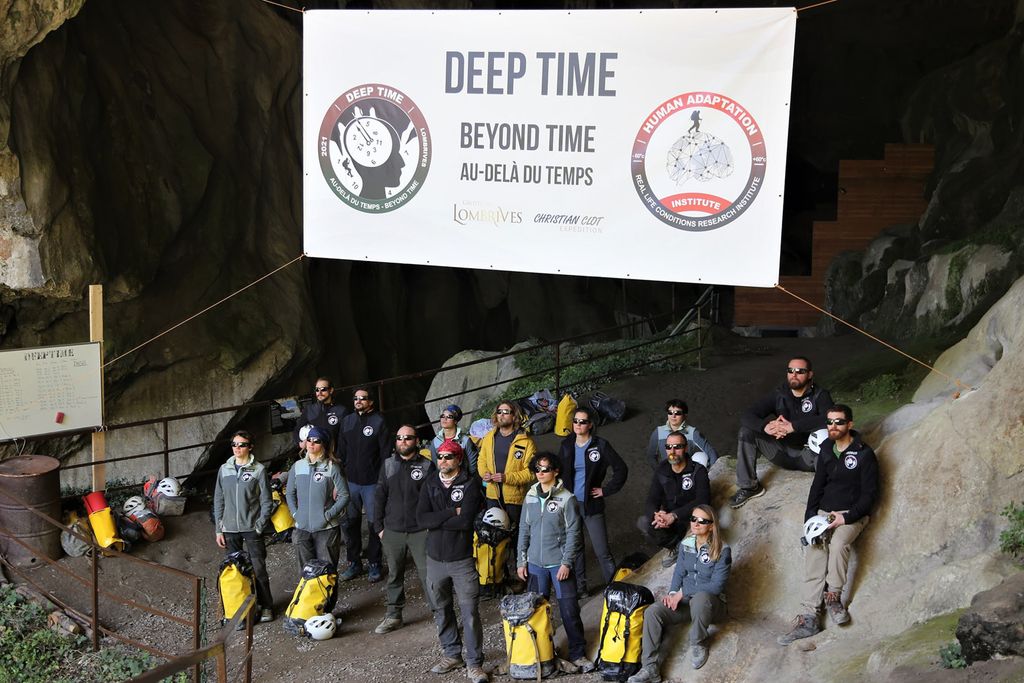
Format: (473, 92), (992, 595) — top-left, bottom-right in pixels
(938, 640), (966, 669)
(999, 501), (1024, 559)
(859, 373), (901, 402)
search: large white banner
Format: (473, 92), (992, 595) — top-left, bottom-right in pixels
(304, 9), (795, 287)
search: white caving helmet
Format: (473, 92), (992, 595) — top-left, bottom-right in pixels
(156, 477), (181, 497)
(305, 614), (336, 640)
(123, 495), (147, 517)
(803, 515), (831, 545)
(298, 424), (312, 442)
(481, 507), (511, 531)
(806, 428), (829, 455)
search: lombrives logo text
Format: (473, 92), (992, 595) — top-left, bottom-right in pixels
(453, 203), (523, 227)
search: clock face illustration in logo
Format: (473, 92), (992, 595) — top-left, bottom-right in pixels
(344, 117), (395, 168)
(318, 83), (431, 214)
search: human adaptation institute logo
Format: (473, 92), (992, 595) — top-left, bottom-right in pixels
(631, 91), (766, 232)
(318, 83), (431, 213)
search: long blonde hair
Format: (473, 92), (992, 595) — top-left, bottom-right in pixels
(688, 504), (723, 561)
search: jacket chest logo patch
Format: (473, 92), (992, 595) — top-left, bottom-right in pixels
(681, 476), (694, 491)
(241, 472), (253, 482)
(313, 472), (325, 482)
(699, 551), (711, 565)
(546, 500), (560, 513)
(844, 454), (859, 470)
(450, 487), (464, 502)
(362, 425), (374, 437)
(587, 448), (601, 463)
(410, 468), (424, 481)
(513, 449), (524, 459)
(801, 398), (813, 413)
(328, 414), (338, 425)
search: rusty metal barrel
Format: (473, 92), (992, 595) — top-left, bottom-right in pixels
(0, 455), (63, 568)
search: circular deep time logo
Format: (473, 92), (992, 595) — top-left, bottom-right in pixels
(631, 91), (766, 232)
(318, 83), (430, 214)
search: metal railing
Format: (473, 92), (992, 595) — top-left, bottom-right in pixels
(0, 484), (210, 682)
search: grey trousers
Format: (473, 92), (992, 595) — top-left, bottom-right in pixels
(736, 426), (815, 489)
(573, 512), (616, 591)
(641, 592), (725, 666)
(381, 529), (433, 616)
(426, 556), (483, 667)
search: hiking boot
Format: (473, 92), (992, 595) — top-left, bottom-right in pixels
(661, 546), (679, 568)
(430, 656), (465, 674)
(626, 663), (661, 683)
(467, 666), (488, 683)
(825, 592), (850, 625)
(690, 643), (708, 669)
(572, 657), (595, 673)
(374, 615), (403, 634)
(368, 563), (384, 583)
(777, 614), (821, 645)
(340, 561), (364, 581)
(259, 608), (274, 623)
(729, 483), (766, 509)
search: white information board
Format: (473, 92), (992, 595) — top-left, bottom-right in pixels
(303, 9), (796, 287)
(0, 342), (103, 440)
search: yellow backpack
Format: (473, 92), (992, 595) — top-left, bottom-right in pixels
(474, 517), (513, 587)
(501, 593), (556, 681)
(285, 559), (337, 627)
(218, 551), (254, 621)
(554, 393), (577, 437)
(270, 487), (295, 533)
(87, 507), (124, 552)
(595, 582), (655, 681)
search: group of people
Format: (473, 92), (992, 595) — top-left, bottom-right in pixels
(211, 356), (879, 682)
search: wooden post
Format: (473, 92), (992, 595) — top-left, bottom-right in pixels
(89, 285), (105, 492)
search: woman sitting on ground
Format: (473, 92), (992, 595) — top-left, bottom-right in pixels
(627, 504), (731, 682)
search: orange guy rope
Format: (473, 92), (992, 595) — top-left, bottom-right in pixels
(774, 284), (974, 394)
(260, 0), (304, 14)
(797, 0), (842, 13)
(103, 253), (305, 369)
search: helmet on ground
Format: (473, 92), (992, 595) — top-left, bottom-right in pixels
(305, 614), (336, 640)
(481, 507), (510, 531)
(156, 477), (181, 497)
(806, 428), (829, 455)
(123, 496), (146, 517)
(804, 515), (831, 545)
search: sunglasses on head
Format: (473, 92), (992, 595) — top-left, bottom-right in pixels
(825, 418), (849, 426)
(307, 438), (324, 445)
(572, 418), (590, 425)
(437, 453), (458, 461)
(690, 516), (713, 525)
(665, 443), (686, 450)
(667, 410), (685, 416)
(353, 395), (370, 401)
(231, 442), (251, 448)
(496, 409), (512, 415)
(440, 413), (456, 420)
(314, 386), (331, 393)
(533, 466), (555, 474)
(395, 435), (417, 441)
(786, 367), (809, 375)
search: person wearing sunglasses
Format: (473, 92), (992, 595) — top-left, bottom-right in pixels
(645, 399), (719, 470)
(643, 432), (710, 568)
(426, 404), (478, 475)
(516, 453), (594, 673)
(478, 401), (536, 580)
(730, 356), (834, 509)
(293, 377), (349, 449)
(557, 406), (628, 595)
(628, 504), (731, 682)
(372, 425), (437, 635)
(416, 440), (488, 683)
(285, 426), (350, 605)
(338, 386), (390, 583)
(213, 430), (275, 624)
(779, 404), (878, 645)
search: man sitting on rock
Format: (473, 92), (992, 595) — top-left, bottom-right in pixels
(642, 432), (710, 568)
(730, 356), (834, 509)
(778, 404), (878, 645)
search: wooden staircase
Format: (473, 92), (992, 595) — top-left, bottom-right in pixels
(733, 143), (934, 329)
